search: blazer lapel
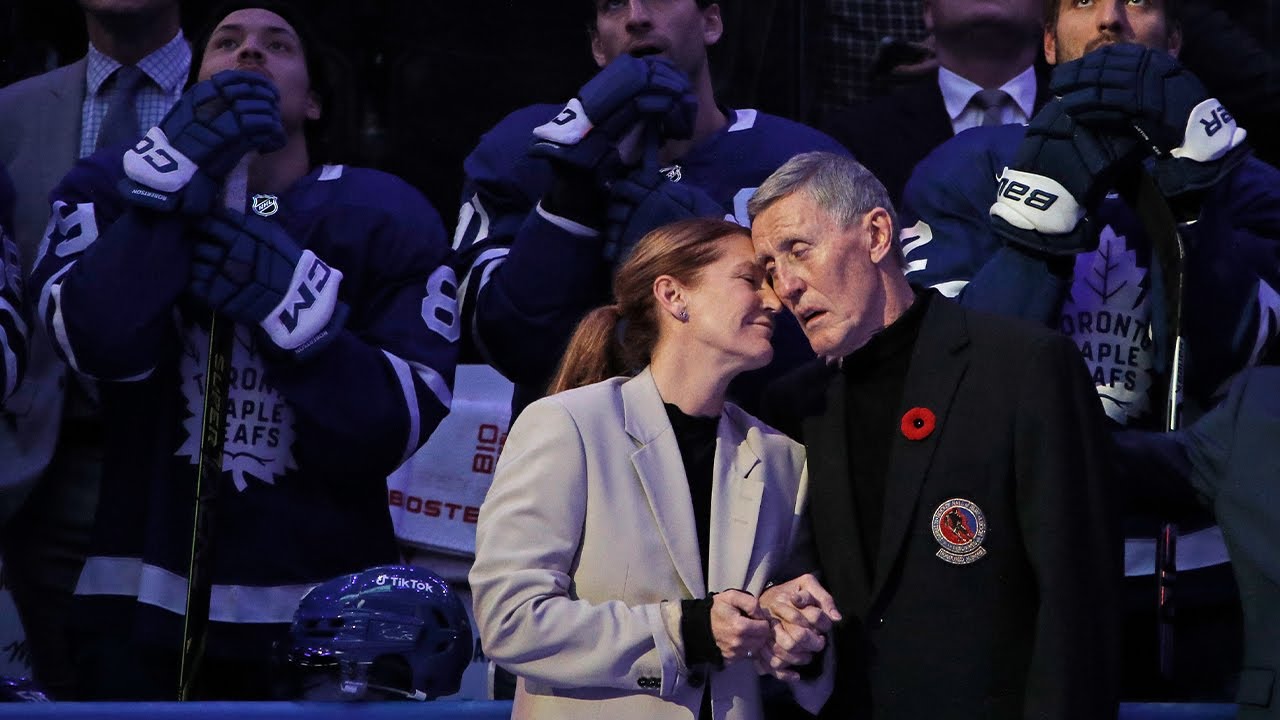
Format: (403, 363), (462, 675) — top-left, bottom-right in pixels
(804, 368), (873, 613)
(47, 59), (86, 169)
(902, 77), (956, 152)
(707, 414), (763, 593)
(871, 298), (971, 604)
(624, 370), (706, 598)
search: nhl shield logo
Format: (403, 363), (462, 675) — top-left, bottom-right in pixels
(251, 194), (279, 217)
(932, 498), (988, 565)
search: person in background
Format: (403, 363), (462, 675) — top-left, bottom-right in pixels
(454, 0), (847, 420)
(823, 0), (1047, 206)
(27, 0), (459, 699)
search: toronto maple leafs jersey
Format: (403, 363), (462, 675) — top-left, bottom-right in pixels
(899, 124), (1280, 429)
(454, 105), (848, 412)
(0, 166), (22, 404)
(29, 152), (460, 661)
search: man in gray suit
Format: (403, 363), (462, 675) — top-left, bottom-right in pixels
(0, 0), (187, 697)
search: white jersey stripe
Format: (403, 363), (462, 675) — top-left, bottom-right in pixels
(381, 350), (421, 465)
(0, 296), (27, 339)
(1123, 527), (1230, 576)
(76, 556), (316, 624)
(0, 325), (16, 399)
(409, 360), (453, 410)
(48, 282), (84, 375)
(1250, 279), (1280, 366)
(930, 280), (970, 298)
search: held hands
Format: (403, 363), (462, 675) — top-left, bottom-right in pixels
(530, 55), (696, 183)
(709, 590), (772, 665)
(756, 574), (841, 681)
(121, 71), (287, 214)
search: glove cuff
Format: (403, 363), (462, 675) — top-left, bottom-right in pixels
(123, 127), (198, 192)
(1169, 98), (1247, 164)
(259, 249), (346, 356)
(1155, 136), (1252, 199)
(992, 212), (1099, 257)
(533, 98), (592, 145)
(990, 167), (1085, 236)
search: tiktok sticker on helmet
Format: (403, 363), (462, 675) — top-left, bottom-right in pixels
(931, 498), (987, 565)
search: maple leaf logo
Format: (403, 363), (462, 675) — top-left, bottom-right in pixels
(177, 324), (298, 491)
(1061, 227), (1155, 424)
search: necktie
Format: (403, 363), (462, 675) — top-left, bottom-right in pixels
(971, 88), (1011, 128)
(95, 65), (148, 151)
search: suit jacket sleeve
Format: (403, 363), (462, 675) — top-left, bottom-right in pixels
(469, 395), (689, 694)
(1015, 332), (1121, 719)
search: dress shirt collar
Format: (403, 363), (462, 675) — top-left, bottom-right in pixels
(86, 30), (191, 97)
(938, 63), (1038, 123)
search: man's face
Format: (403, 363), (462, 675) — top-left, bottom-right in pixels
(198, 8), (320, 132)
(589, 0), (723, 79)
(1045, 0), (1180, 64)
(752, 191), (894, 359)
(925, 0), (1042, 35)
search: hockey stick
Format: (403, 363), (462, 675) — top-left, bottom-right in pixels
(1131, 164), (1189, 683)
(177, 156), (248, 700)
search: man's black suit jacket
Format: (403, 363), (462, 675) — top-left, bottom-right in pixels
(821, 68), (1050, 207)
(762, 295), (1121, 719)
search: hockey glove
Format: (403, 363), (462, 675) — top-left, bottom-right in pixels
(121, 71), (286, 215)
(1051, 43), (1248, 197)
(190, 208), (348, 360)
(529, 55), (696, 183)
(604, 167), (724, 263)
(990, 99), (1141, 255)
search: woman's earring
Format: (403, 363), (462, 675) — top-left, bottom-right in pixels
(677, 308), (689, 322)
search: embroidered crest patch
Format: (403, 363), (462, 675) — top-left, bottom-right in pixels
(932, 498), (988, 565)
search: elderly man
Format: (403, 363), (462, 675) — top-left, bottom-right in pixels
(750, 151), (1120, 719)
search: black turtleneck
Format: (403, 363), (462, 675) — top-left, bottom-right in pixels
(664, 402), (719, 586)
(841, 289), (932, 580)
(664, 402), (721, 720)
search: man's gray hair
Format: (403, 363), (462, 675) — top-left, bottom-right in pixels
(748, 151), (904, 266)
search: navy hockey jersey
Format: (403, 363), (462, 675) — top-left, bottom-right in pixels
(899, 124), (1280, 428)
(454, 105), (847, 412)
(0, 166), (21, 404)
(29, 152), (460, 660)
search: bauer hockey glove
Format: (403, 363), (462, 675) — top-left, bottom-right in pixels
(990, 99), (1142, 255)
(604, 167), (724, 263)
(190, 208), (348, 360)
(1051, 43), (1248, 198)
(121, 71), (286, 215)
(529, 54), (696, 183)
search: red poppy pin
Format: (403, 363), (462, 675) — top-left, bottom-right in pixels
(900, 407), (936, 441)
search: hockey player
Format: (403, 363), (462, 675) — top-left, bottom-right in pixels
(898, 0), (1280, 704)
(454, 0), (847, 415)
(28, 1), (458, 700)
(0, 166), (22, 406)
